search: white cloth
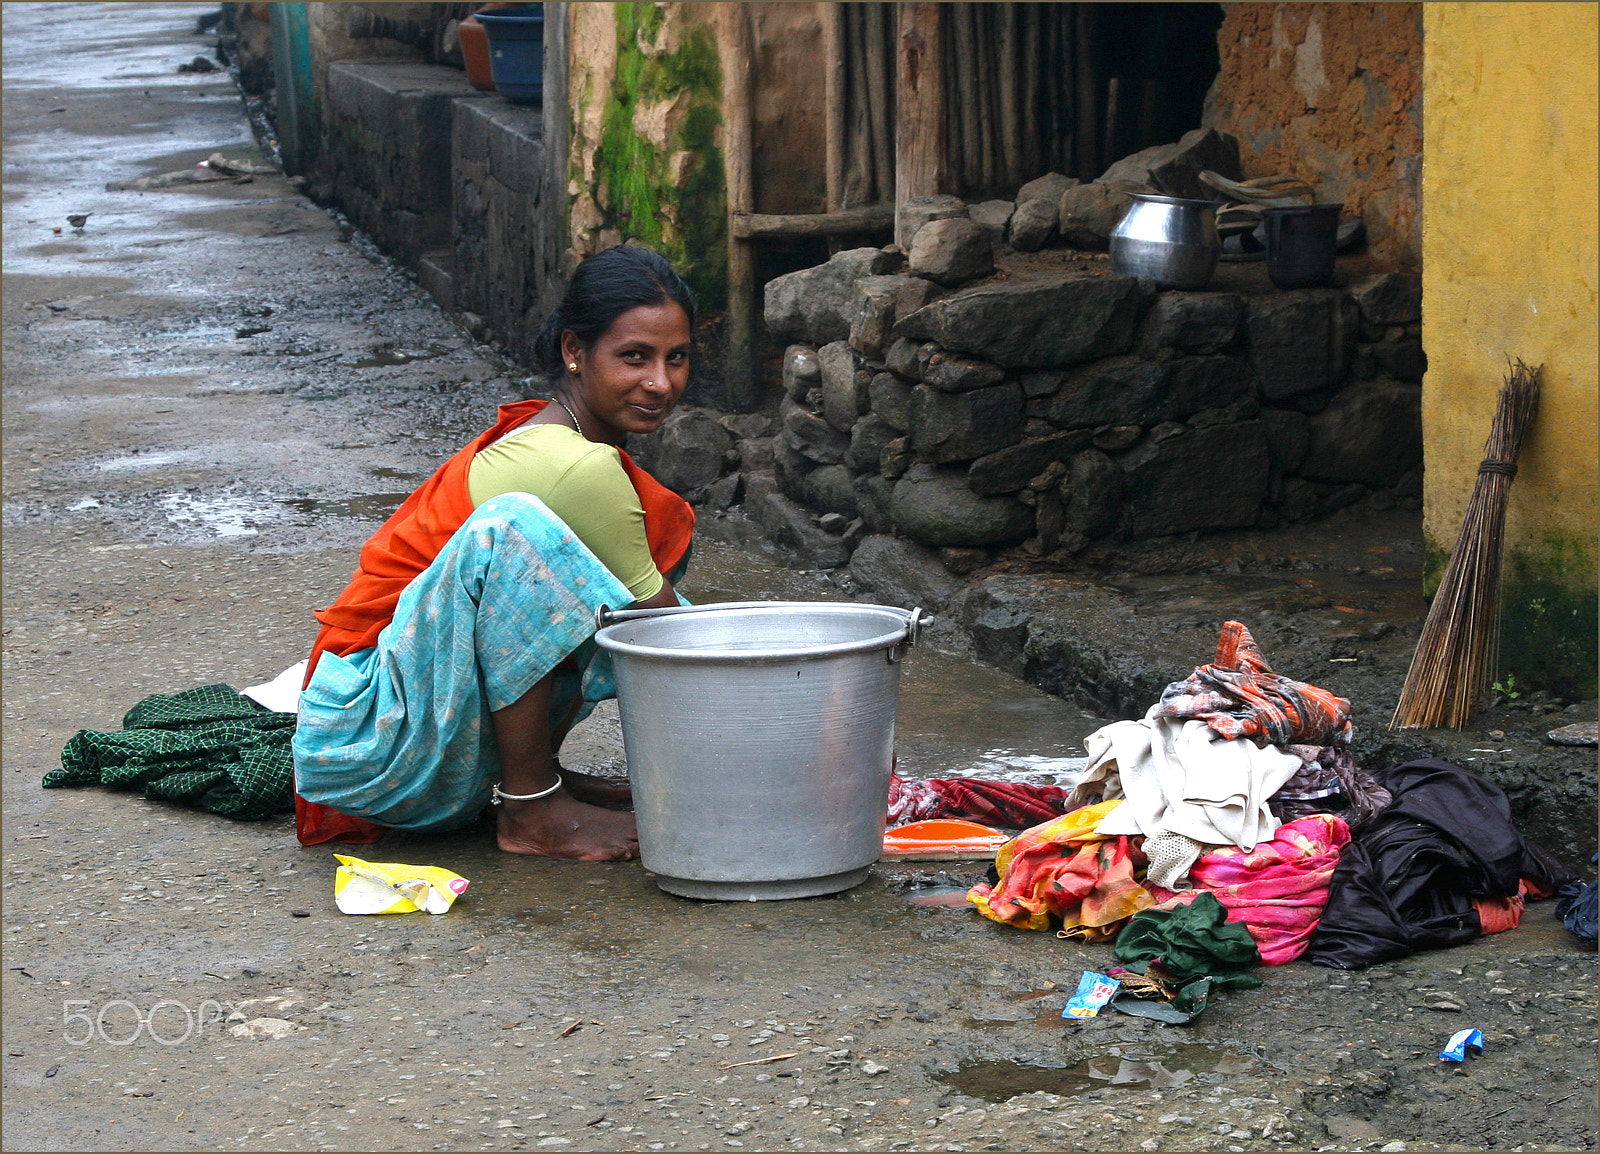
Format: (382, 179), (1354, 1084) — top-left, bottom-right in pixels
(241, 660), (308, 715)
(1067, 711), (1304, 889)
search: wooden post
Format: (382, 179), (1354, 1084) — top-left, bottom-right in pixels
(895, 2), (947, 247)
(722, 4), (758, 411)
(823, 2), (845, 213)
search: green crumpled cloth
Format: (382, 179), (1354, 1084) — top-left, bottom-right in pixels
(46, 684), (296, 820)
(1113, 891), (1263, 989)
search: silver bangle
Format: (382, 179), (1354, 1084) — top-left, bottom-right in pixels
(491, 774), (563, 804)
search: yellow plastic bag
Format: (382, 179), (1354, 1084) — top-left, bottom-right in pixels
(332, 855), (470, 915)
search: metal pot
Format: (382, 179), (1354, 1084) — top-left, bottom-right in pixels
(1110, 193), (1220, 290)
(594, 601), (923, 901)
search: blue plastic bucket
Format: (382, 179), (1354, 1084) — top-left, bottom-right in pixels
(476, 8), (545, 105)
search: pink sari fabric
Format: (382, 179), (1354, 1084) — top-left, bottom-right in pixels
(1150, 813), (1351, 965)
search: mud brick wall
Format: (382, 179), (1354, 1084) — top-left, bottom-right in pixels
(761, 249), (1425, 566)
(324, 62), (490, 267)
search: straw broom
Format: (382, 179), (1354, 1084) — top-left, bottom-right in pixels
(1391, 359), (1543, 729)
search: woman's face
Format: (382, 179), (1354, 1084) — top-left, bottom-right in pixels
(561, 301), (691, 445)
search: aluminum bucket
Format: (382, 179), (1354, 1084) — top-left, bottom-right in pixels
(593, 601), (923, 901)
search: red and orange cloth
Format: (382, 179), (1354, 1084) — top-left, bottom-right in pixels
(966, 801), (1153, 940)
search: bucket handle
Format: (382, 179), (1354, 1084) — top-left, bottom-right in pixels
(594, 601), (927, 661)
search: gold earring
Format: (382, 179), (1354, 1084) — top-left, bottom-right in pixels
(567, 361), (578, 373)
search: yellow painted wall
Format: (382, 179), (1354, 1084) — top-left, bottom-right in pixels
(1421, 2), (1599, 697)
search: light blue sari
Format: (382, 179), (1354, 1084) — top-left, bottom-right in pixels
(292, 493), (637, 832)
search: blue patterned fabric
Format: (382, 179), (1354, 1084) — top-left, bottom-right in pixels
(292, 493), (634, 832)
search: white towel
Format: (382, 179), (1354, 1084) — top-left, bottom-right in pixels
(1069, 709), (1304, 889)
(241, 659), (308, 715)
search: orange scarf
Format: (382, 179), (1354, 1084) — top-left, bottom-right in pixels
(296, 399), (694, 845)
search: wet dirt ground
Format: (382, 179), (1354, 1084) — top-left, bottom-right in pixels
(3, 7), (1596, 1153)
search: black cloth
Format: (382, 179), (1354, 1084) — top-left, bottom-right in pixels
(1307, 759), (1570, 969)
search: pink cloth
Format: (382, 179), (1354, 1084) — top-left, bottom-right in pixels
(1150, 813), (1350, 965)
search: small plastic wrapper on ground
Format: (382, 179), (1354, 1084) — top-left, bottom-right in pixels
(1439, 1027), (1485, 1062)
(1062, 970), (1121, 1018)
(332, 854), (470, 914)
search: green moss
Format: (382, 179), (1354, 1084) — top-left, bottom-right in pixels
(1422, 527), (1596, 699)
(586, 3), (727, 309)
(1498, 531), (1599, 700)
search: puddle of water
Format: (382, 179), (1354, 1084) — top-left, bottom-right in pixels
(160, 493), (275, 538)
(935, 1043), (1260, 1102)
(904, 886), (972, 908)
(98, 451), (189, 471)
(279, 492), (412, 520)
(368, 466), (424, 481)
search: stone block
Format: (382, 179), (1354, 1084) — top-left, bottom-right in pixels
(782, 344), (821, 401)
(922, 351), (1005, 393)
(1092, 425), (1142, 452)
(1029, 355), (1253, 429)
(1019, 371), (1064, 398)
(818, 341), (868, 433)
(969, 199), (1014, 244)
(1259, 407), (1311, 473)
(884, 337), (925, 382)
(780, 396), (850, 464)
(967, 430), (1095, 495)
(852, 473), (896, 535)
(1097, 126), (1242, 200)
(1059, 178), (1145, 249)
(736, 435), (775, 475)
(909, 382), (1026, 464)
(1116, 422), (1271, 538)
(869, 372), (914, 432)
(1246, 291), (1358, 401)
(1138, 293), (1245, 355)
(1348, 272), (1422, 325)
(1017, 172), (1079, 205)
(897, 194), (968, 250)
(720, 412), (773, 440)
(1301, 379), (1422, 487)
(847, 413), (901, 475)
(849, 276), (939, 362)
(896, 274), (1147, 369)
(742, 473), (852, 568)
(790, 463), (860, 518)
(891, 465), (1035, 548)
(1006, 196), (1058, 252)
(1063, 448), (1124, 538)
(907, 217), (994, 286)
(848, 535), (962, 612)
(1371, 337), (1426, 381)
(764, 247), (904, 345)
(651, 408), (732, 496)
(880, 437), (913, 480)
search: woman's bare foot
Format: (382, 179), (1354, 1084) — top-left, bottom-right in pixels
(558, 766), (632, 808)
(496, 790), (639, 860)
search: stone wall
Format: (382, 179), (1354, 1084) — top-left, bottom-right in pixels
(730, 197), (1425, 579)
(1203, 3), (1423, 271)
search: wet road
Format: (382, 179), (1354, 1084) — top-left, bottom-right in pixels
(3, 7), (1595, 1153)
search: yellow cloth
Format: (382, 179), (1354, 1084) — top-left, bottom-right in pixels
(467, 423), (663, 600)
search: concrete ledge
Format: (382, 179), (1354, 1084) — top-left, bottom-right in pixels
(450, 98), (559, 364)
(325, 62), (493, 267)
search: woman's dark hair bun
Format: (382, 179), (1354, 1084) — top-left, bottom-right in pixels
(532, 245), (697, 377)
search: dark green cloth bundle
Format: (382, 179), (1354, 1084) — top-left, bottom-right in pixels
(46, 684), (296, 820)
(1113, 890), (1263, 989)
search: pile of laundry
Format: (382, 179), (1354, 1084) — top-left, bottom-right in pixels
(901, 621), (1572, 990)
